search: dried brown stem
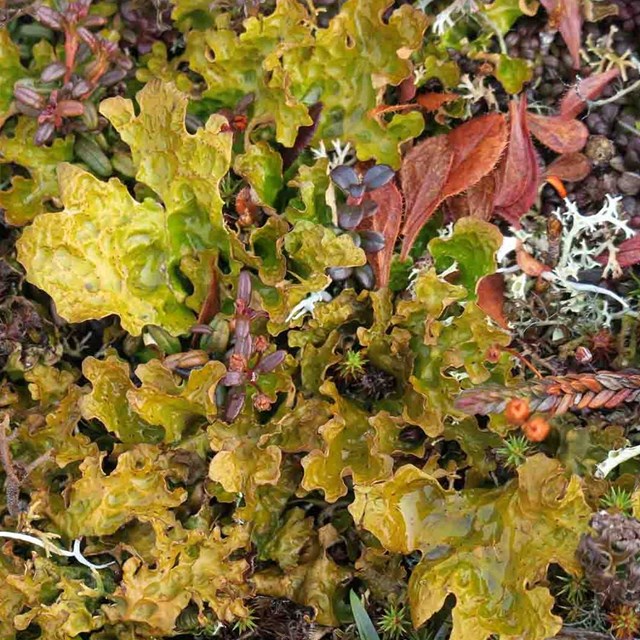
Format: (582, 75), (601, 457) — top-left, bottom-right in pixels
(456, 370), (640, 417)
(0, 414), (52, 517)
(0, 413), (21, 517)
(191, 257), (219, 349)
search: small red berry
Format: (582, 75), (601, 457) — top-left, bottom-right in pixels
(505, 398), (531, 425)
(522, 416), (551, 442)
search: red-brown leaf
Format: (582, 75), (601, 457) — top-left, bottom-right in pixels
(559, 69), (620, 119)
(477, 273), (508, 328)
(494, 98), (540, 226)
(400, 135), (453, 259)
(600, 235), (640, 268)
(440, 112), (509, 200)
(540, 0), (582, 69)
(526, 113), (589, 154)
(358, 182), (404, 288)
(517, 246), (551, 276)
(544, 152), (592, 182)
(444, 174), (496, 222)
(399, 76), (417, 102)
(417, 92), (458, 112)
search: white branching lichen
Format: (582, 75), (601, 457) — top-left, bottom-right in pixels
(457, 74), (499, 113)
(430, 0), (478, 35)
(311, 139), (355, 170)
(0, 530), (114, 570)
(595, 443), (640, 479)
(286, 290), (333, 322)
(582, 26), (638, 81)
(503, 196), (638, 332)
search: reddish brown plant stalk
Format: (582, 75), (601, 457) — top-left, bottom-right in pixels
(456, 371), (640, 417)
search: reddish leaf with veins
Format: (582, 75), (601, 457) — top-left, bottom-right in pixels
(445, 174), (496, 222)
(517, 245), (551, 277)
(526, 113), (588, 154)
(494, 98), (540, 226)
(357, 182), (404, 288)
(400, 135), (453, 259)
(400, 114), (507, 258)
(599, 235), (640, 269)
(559, 69), (620, 119)
(477, 273), (508, 328)
(439, 112), (508, 200)
(544, 152), (592, 182)
(540, 0), (582, 69)
(416, 92), (458, 112)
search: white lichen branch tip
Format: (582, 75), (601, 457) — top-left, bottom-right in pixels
(0, 530), (115, 570)
(286, 290), (332, 322)
(595, 443), (640, 479)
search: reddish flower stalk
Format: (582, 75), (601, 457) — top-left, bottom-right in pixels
(220, 271), (285, 422)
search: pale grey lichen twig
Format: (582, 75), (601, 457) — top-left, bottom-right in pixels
(0, 530), (115, 570)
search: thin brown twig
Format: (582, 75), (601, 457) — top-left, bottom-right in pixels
(191, 257), (220, 348)
(506, 348), (544, 379)
(551, 628), (612, 640)
(0, 413), (21, 517)
(0, 414), (52, 518)
(23, 451), (51, 477)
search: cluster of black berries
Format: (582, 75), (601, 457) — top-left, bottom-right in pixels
(327, 163), (394, 289)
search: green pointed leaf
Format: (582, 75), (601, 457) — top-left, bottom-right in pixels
(350, 590), (380, 640)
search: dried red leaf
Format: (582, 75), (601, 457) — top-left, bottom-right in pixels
(517, 246), (551, 276)
(545, 175), (567, 198)
(494, 98), (540, 226)
(357, 182), (404, 288)
(440, 112), (508, 200)
(477, 273), (508, 328)
(559, 68), (620, 119)
(526, 113), (588, 154)
(599, 235), (640, 268)
(400, 135), (453, 259)
(399, 76), (417, 102)
(400, 114), (507, 256)
(544, 152), (592, 182)
(444, 174), (496, 222)
(540, 0), (582, 69)
(416, 92), (458, 112)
